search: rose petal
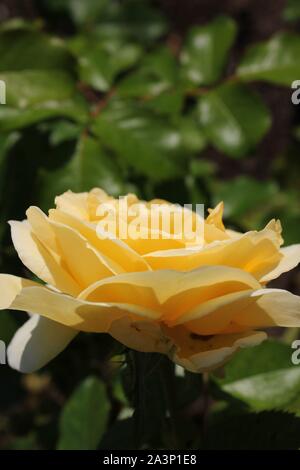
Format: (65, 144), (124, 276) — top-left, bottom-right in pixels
(144, 222), (283, 281)
(0, 274), (160, 332)
(9, 221), (80, 295)
(80, 266), (260, 323)
(27, 206), (116, 289)
(49, 209), (150, 273)
(261, 244), (300, 282)
(54, 190), (90, 220)
(109, 317), (171, 354)
(206, 202), (226, 231)
(240, 288), (300, 328)
(162, 266), (260, 322)
(164, 326), (267, 373)
(176, 287), (300, 335)
(7, 315), (77, 373)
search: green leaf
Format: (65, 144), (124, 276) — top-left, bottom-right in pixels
(71, 36), (142, 92)
(38, 135), (125, 209)
(280, 212), (300, 245)
(68, 0), (167, 43)
(223, 369), (300, 412)
(0, 18), (40, 33)
(198, 83), (271, 158)
(177, 113), (207, 153)
(0, 28), (73, 72)
(92, 98), (185, 181)
(145, 91), (184, 116)
(39, 120), (81, 146)
(57, 376), (109, 450)
(45, 0), (109, 28)
(68, 0), (110, 27)
(219, 340), (295, 384)
(118, 47), (177, 98)
(190, 159), (216, 178)
(94, 0), (168, 43)
(0, 70), (88, 131)
(212, 176), (279, 229)
(237, 32), (300, 85)
(283, 0), (300, 22)
(180, 16), (237, 86)
(214, 340), (300, 412)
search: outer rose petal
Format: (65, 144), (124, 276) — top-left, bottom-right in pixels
(164, 326), (267, 373)
(176, 287), (300, 335)
(144, 222), (283, 282)
(25, 206), (57, 252)
(172, 290), (258, 333)
(27, 207), (116, 288)
(108, 317), (171, 354)
(7, 315), (77, 373)
(47, 218), (115, 287)
(261, 244), (300, 282)
(238, 288), (300, 328)
(79, 266), (260, 320)
(0, 274), (160, 332)
(9, 221), (80, 296)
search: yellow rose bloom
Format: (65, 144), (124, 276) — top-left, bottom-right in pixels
(1, 188), (300, 373)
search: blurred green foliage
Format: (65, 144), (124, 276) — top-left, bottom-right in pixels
(0, 0), (300, 451)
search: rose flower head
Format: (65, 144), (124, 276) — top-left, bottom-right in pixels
(1, 188), (300, 373)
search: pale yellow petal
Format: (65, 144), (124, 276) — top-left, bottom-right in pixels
(261, 244), (300, 282)
(26, 206), (57, 252)
(79, 272), (163, 311)
(226, 228), (242, 238)
(79, 266), (260, 324)
(49, 209), (150, 273)
(176, 287), (300, 335)
(9, 221), (80, 295)
(172, 290), (256, 332)
(47, 219), (115, 288)
(0, 274), (37, 309)
(108, 317), (171, 354)
(55, 188), (112, 221)
(0, 274), (159, 332)
(144, 224), (282, 281)
(55, 190), (90, 220)
(182, 290), (264, 334)
(124, 236), (186, 255)
(164, 327), (267, 373)
(237, 288), (300, 328)
(264, 219), (283, 246)
(7, 315), (77, 373)
(162, 266), (260, 322)
(204, 223), (230, 243)
(27, 206), (120, 287)
(206, 202), (225, 231)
